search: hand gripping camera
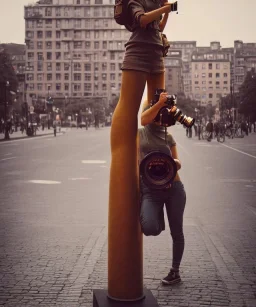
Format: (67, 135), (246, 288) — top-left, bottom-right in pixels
(151, 89), (195, 128)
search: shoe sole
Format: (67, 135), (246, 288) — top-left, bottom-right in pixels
(161, 278), (181, 285)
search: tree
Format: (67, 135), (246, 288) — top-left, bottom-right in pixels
(0, 49), (18, 119)
(238, 69), (256, 120)
(205, 104), (215, 120)
(176, 96), (198, 118)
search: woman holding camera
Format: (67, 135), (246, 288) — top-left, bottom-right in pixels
(139, 95), (187, 285)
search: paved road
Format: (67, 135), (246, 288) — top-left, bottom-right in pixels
(0, 126), (255, 307)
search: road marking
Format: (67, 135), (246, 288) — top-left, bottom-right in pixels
(68, 177), (92, 181)
(82, 160), (106, 164)
(27, 180), (61, 184)
(175, 141), (190, 156)
(218, 179), (256, 183)
(0, 157), (16, 162)
(245, 185), (254, 188)
(221, 143), (256, 159)
(3, 153), (12, 156)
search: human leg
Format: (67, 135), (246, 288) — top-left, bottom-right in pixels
(108, 70), (147, 299)
(165, 181), (186, 270)
(140, 184), (165, 236)
(146, 72), (165, 104)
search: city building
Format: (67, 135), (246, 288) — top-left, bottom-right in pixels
(24, 0), (129, 110)
(164, 50), (183, 95)
(191, 42), (231, 107)
(233, 40), (256, 93)
(168, 41), (197, 99)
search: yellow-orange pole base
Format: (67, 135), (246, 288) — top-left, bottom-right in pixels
(108, 113), (144, 301)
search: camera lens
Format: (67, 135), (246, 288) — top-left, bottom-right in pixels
(140, 151), (177, 190)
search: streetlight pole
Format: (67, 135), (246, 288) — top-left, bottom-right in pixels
(4, 81), (10, 140)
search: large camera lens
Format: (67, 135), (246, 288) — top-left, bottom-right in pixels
(171, 108), (195, 128)
(140, 151), (177, 190)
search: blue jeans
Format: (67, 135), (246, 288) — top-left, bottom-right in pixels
(140, 181), (186, 270)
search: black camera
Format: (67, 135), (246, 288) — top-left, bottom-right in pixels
(140, 146), (177, 190)
(171, 1), (178, 12)
(150, 89), (195, 128)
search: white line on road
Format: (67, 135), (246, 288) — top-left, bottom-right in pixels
(3, 153), (12, 156)
(0, 157), (16, 162)
(68, 177), (92, 181)
(82, 160), (106, 164)
(0, 133), (62, 146)
(175, 141), (191, 156)
(27, 180), (61, 184)
(221, 143), (256, 159)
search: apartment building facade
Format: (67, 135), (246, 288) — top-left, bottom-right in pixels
(164, 50), (183, 95)
(24, 0), (129, 108)
(191, 49), (231, 107)
(233, 40), (256, 93)
(168, 41), (197, 99)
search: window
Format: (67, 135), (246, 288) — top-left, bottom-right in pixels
(37, 31), (43, 39)
(216, 81), (220, 85)
(56, 42), (61, 49)
(47, 52), (52, 60)
(194, 73), (199, 78)
(74, 63), (81, 71)
(95, 0), (103, 4)
(45, 8), (52, 16)
(194, 81), (199, 85)
(37, 52), (43, 61)
(74, 84), (81, 91)
(94, 42), (99, 49)
(64, 84), (69, 91)
(224, 81), (228, 84)
(216, 63), (220, 69)
(74, 73), (81, 81)
(56, 31), (61, 38)
(64, 74), (69, 80)
(74, 41), (83, 49)
(46, 42), (52, 49)
(208, 73), (212, 78)
(56, 52), (61, 60)
(77, 0), (81, 4)
(216, 73), (220, 78)
(209, 93), (213, 98)
(47, 74), (52, 81)
(202, 73), (206, 78)
(47, 63), (52, 71)
(56, 84), (61, 91)
(56, 63), (61, 71)
(27, 74), (34, 81)
(84, 74), (91, 81)
(84, 63), (91, 71)
(64, 63), (70, 71)
(202, 64), (206, 70)
(45, 19), (52, 27)
(110, 63), (115, 71)
(208, 63), (212, 69)
(56, 8), (61, 16)
(37, 84), (43, 91)
(56, 74), (61, 81)
(37, 74), (43, 81)
(46, 31), (52, 38)
(84, 83), (91, 91)
(223, 73), (228, 78)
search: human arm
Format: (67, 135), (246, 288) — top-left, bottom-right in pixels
(141, 92), (168, 126)
(129, 0), (172, 29)
(159, 12), (169, 32)
(170, 145), (181, 170)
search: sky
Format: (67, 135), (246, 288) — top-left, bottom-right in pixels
(0, 0), (255, 47)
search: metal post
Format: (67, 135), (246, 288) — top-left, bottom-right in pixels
(4, 81), (10, 140)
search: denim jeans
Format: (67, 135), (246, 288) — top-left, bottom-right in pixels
(140, 181), (186, 270)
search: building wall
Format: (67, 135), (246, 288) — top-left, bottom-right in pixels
(191, 60), (230, 106)
(24, 0), (128, 106)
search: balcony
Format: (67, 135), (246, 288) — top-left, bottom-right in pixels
(25, 12), (43, 19)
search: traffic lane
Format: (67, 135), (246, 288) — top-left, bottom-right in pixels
(170, 125), (256, 219)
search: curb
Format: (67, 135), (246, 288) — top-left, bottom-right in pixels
(0, 131), (64, 143)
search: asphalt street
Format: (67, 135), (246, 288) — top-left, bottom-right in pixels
(0, 125), (255, 307)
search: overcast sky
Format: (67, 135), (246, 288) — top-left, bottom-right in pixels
(0, 0), (255, 47)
